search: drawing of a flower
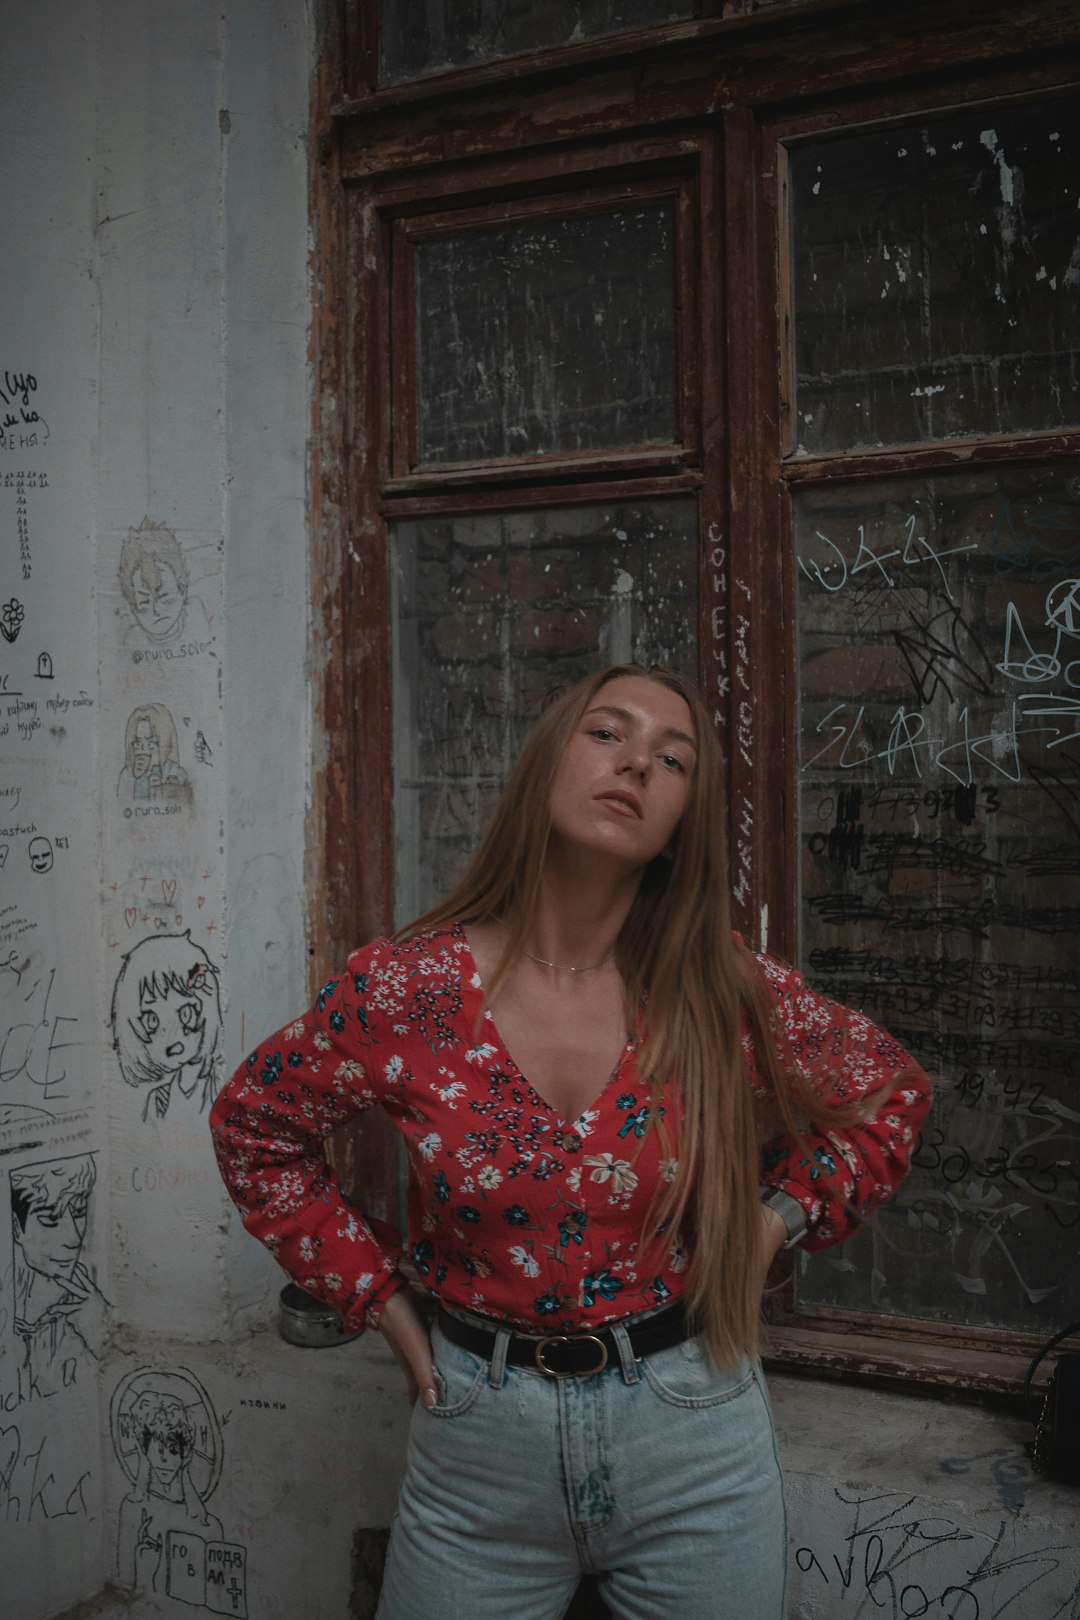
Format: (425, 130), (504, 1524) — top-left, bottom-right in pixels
(0, 599), (24, 643)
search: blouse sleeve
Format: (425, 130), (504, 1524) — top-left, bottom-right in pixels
(751, 951), (933, 1251)
(208, 948), (406, 1332)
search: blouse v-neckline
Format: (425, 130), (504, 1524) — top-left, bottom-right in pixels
(453, 924), (633, 1129)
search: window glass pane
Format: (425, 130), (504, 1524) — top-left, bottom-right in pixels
(795, 469), (1080, 1334)
(380, 0), (697, 83)
(416, 206), (677, 464)
(790, 94), (1080, 453)
(392, 499), (697, 921)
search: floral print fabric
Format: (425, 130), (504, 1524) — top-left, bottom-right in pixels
(209, 927), (931, 1336)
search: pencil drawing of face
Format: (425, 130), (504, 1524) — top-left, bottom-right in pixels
(132, 1391), (196, 1499)
(120, 518), (189, 642)
(111, 934), (223, 1118)
(11, 1154), (95, 1294)
(123, 705), (181, 777)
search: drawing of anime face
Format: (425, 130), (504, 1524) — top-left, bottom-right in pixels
(145, 1425), (188, 1486)
(136, 979), (207, 1072)
(131, 1392), (194, 1493)
(130, 562), (185, 640)
(123, 705), (180, 776)
(11, 1156), (95, 1287)
(112, 935), (223, 1107)
(119, 519), (189, 643)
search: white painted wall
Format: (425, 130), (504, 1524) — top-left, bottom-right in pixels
(1, 7), (1077, 1620)
(1, 2), (316, 1615)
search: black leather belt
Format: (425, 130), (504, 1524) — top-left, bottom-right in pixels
(436, 1301), (689, 1378)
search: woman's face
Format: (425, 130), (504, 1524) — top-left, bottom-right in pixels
(548, 675), (697, 870)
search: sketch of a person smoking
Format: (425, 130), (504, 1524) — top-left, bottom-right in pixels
(9, 1153), (107, 1401)
(119, 517), (211, 650)
(118, 704), (191, 806)
(111, 934), (223, 1120)
(116, 1387), (224, 1593)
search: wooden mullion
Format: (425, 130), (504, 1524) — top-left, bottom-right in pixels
(343, 0), (377, 99)
(723, 102), (787, 954)
(674, 165), (702, 462)
(697, 128), (729, 744)
(383, 448), (698, 495)
(378, 471), (703, 522)
(762, 1323), (1077, 1397)
(345, 198), (393, 949)
(367, 132), (708, 217)
(781, 429), (1080, 486)
(394, 172), (690, 242)
(338, 0), (869, 112)
(389, 218), (417, 477)
(336, 9), (1080, 183)
(327, 191), (399, 1226)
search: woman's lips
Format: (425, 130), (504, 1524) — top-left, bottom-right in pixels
(595, 792), (642, 818)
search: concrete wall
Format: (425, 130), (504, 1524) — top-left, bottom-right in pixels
(1, 6), (1077, 1620)
(0, 2), (319, 1614)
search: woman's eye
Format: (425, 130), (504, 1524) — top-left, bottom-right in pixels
(660, 754), (684, 772)
(178, 1001), (202, 1033)
(590, 728), (617, 742)
(139, 1010), (160, 1037)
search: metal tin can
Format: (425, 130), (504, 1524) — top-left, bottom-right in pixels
(278, 1283), (362, 1348)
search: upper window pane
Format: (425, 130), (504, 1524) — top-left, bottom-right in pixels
(789, 94), (1080, 454)
(380, 0), (697, 84)
(415, 206), (677, 465)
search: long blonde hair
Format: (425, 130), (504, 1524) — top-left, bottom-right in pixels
(402, 665), (886, 1365)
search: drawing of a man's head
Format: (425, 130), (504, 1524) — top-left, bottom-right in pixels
(11, 1154), (95, 1289)
(111, 934), (222, 1106)
(120, 518), (189, 641)
(123, 704), (181, 778)
(126, 1388), (214, 1521)
(131, 1391), (194, 1487)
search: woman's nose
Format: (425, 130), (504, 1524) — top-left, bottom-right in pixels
(617, 744), (649, 779)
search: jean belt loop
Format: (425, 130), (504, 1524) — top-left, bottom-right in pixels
(488, 1325), (512, 1388)
(610, 1320), (640, 1385)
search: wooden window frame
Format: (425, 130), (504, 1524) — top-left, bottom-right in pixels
(311, 0), (1080, 1389)
(755, 71), (1080, 1392)
(387, 174), (701, 486)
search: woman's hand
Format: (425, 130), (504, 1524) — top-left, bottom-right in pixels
(378, 1286), (438, 1408)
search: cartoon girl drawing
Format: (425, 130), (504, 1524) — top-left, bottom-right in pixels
(111, 934), (223, 1120)
(113, 1374), (224, 1594)
(118, 704), (191, 806)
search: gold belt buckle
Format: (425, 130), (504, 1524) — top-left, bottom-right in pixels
(534, 1333), (609, 1378)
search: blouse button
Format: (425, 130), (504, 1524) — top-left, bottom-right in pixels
(563, 1132), (582, 1152)
(559, 1292), (579, 1310)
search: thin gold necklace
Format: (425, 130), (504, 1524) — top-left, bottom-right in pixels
(524, 948), (615, 975)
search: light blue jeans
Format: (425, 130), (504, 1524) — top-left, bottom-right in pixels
(375, 1318), (788, 1620)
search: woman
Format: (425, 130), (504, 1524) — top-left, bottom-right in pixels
(210, 665), (931, 1620)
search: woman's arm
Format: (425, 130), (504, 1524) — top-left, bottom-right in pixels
(752, 951), (933, 1251)
(209, 951), (406, 1332)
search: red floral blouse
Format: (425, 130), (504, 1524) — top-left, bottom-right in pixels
(209, 926), (931, 1337)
